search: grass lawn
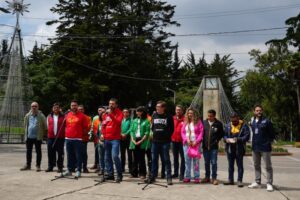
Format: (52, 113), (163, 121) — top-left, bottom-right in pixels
(0, 127), (24, 135)
(273, 140), (295, 146)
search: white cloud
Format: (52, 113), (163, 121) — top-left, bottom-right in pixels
(1, 0), (298, 71)
(22, 22), (57, 56)
(177, 37), (268, 72)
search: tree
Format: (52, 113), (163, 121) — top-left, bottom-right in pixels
(267, 12), (300, 50)
(239, 46), (298, 140)
(26, 0), (179, 113)
(207, 54), (240, 107)
(265, 12), (300, 141)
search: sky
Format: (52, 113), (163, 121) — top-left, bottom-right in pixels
(0, 0), (299, 73)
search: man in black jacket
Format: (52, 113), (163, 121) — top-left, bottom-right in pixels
(146, 100), (174, 185)
(201, 109), (224, 185)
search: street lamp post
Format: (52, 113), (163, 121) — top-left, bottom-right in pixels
(166, 87), (176, 105)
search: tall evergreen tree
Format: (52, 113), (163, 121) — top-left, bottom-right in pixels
(36, 0), (180, 112)
(207, 54), (240, 105)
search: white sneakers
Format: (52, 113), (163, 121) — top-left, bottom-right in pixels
(75, 171), (81, 178)
(248, 182), (274, 192)
(266, 184), (274, 192)
(248, 182), (261, 188)
(63, 170), (72, 176)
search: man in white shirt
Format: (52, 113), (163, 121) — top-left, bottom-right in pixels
(46, 103), (65, 172)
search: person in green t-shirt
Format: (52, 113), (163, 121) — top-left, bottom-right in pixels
(129, 106), (150, 179)
(121, 108), (132, 173)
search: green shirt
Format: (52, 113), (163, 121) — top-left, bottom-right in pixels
(129, 118), (150, 150)
(121, 117), (131, 136)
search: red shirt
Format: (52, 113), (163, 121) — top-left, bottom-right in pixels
(171, 115), (184, 142)
(82, 115), (92, 142)
(101, 108), (123, 140)
(65, 111), (88, 140)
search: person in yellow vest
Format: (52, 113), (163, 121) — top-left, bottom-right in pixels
(224, 113), (250, 187)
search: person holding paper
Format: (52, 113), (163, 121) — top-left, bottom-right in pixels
(224, 113), (250, 187)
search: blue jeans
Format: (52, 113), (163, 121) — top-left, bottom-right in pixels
(97, 142), (105, 171)
(66, 139), (82, 172)
(203, 149), (218, 179)
(151, 142), (172, 179)
(183, 145), (200, 179)
(104, 140), (122, 176)
(172, 142), (185, 177)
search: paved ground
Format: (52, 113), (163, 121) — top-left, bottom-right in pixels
(0, 143), (299, 200)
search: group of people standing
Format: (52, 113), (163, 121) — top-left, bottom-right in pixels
(20, 99), (275, 191)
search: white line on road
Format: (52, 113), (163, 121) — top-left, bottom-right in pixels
(247, 164), (299, 169)
(286, 156), (300, 162)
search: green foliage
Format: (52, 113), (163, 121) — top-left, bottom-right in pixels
(239, 12), (300, 141)
(176, 86), (199, 108)
(26, 0), (179, 114)
(274, 140), (295, 146)
(239, 47), (298, 140)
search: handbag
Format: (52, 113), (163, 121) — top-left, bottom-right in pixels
(187, 123), (201, 159)
(187, 145), (201, 159)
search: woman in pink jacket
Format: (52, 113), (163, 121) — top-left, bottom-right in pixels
(181, 107), (204, 183)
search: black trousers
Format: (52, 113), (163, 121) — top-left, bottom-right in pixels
(26, 138), (42, 167)
(131, 138), (146, 177)
(227, 152), (244, 182)
(172, 141), (185, 177)
(94, 143), (99, 165)
(146, 148), (152, 174)
(47, 138), (64, 169)
(82, 141), (88, 169)
(120, 138), (133, 173)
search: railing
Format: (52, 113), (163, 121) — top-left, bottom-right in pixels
(0, 133), (24, 143)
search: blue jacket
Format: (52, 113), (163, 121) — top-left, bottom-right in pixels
(224, 122), (250, 155)
(250, 117), (275, 152)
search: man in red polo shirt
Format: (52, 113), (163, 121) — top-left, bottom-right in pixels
(63, 100), (88, 178)
(101, 98), (123, 182)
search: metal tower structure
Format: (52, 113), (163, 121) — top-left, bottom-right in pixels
(190, 76), (235, 125)
(0, 0), (31, 143)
